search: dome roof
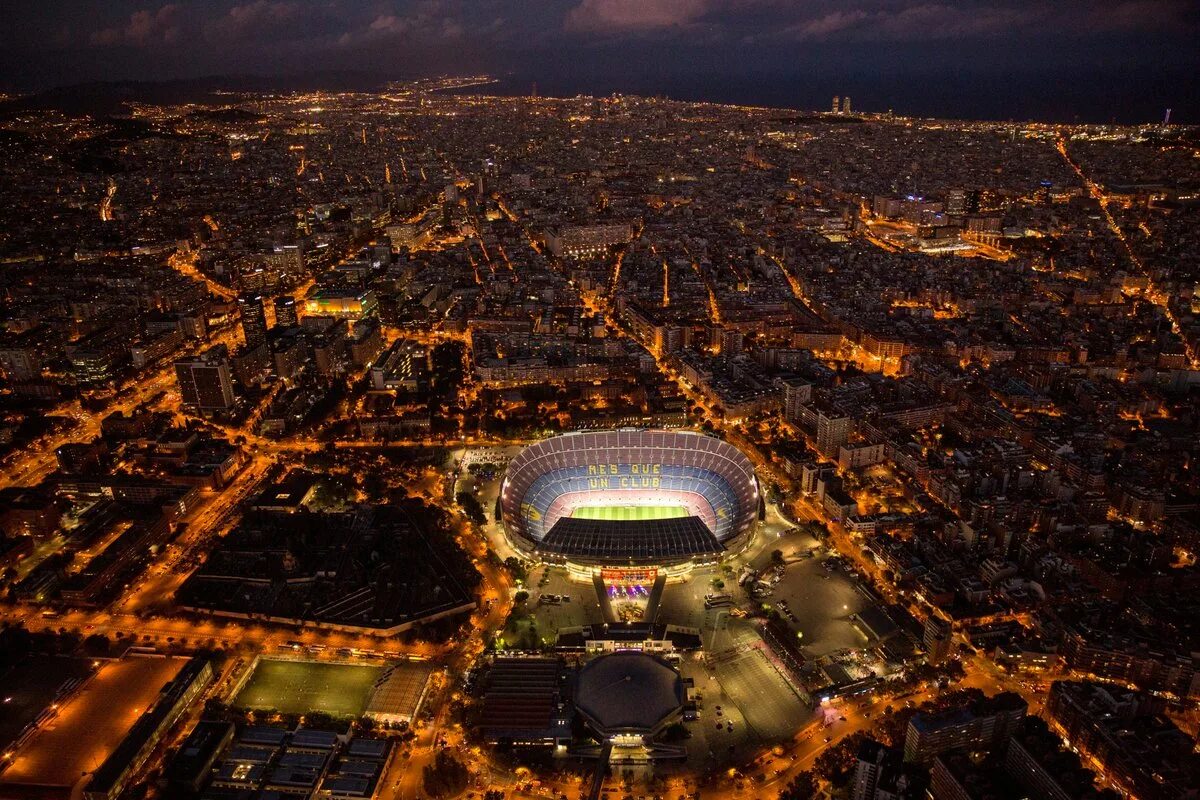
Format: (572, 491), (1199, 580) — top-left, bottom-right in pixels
(574, 651), (685, 735)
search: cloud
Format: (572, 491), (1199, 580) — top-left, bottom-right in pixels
(90, 5), (183, 47)
(564, 0), (713, 33)
(208, 1), (302, 40)
(787, 9), (869, 38)
(334, 1), (470, 47)
(565, 0), (1198, 40)
(783, 3), (1034, 42)
(1076, 0), (1197, 33)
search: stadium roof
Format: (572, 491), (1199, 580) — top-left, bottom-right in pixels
(537, 515), (723, 563)
(574, 652), (685, 735)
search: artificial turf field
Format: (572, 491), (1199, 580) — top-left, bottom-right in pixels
(571, 505), (689, 522)
(235, 659), (383, 717)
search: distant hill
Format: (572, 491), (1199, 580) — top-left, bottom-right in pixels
(0, 71), (394, 117)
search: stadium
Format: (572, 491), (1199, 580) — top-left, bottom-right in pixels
(500, 430), (759, 580)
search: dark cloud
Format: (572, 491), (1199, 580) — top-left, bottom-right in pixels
(89, 4), (184, 48)
(206, 1), (306, 41)
(562, 0), (1197, 40)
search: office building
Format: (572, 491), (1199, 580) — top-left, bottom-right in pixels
(175, 346), (236, 412)
(238, 292), (268, 348)
(274, 295), (298, 327)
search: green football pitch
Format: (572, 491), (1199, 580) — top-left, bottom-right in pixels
(235, 659), (383, 717)
(571, 505), (689, 522)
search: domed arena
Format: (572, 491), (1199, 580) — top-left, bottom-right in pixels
(500, 430), (759, 574)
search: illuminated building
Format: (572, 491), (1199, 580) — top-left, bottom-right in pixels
(303, 288), (379, 321)
(500, 429), (759, 580)
(546, 223), (634, 259)
(903, 693), (1027, 764)
(83, 658), (214, 800)
(237, 292), (268, 348)
(273, 295), (298, 327)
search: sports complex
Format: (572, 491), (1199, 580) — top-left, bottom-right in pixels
(500, 429), (760, 581)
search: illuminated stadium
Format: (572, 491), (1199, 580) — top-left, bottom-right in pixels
(500, 430), (759, 576)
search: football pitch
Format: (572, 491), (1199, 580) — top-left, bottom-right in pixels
(572, 505), (689, 522)
(235, 659), (383, 717)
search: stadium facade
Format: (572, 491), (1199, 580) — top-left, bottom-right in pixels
(500, 430), (759, 579)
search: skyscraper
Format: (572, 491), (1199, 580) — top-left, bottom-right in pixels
(946, 189), (967, 216)
(237, 292), (268, 348)
(832, 95), (840, 113)
(273, 295), (298, 328)
(843, 96), (852, 114)
(923, 615), (954, 664)
(175, 345), (236, 412)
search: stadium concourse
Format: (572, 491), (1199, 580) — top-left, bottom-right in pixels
(500, 429), (760, 587)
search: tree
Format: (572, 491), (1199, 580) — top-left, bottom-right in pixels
(814, 732), (867, 787)
(779, 771), (818, 800)
(771, 549), (785, 565)
(514, 590), (529, 605)
(503, 556), (528, 583)
(423, 750), (470, 798)
(456, 491), (487, 525)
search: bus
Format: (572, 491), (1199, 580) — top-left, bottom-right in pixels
(704, 593), (733, 609)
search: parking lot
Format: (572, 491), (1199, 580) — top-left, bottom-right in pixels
(676, 612), (816, 770)
(526, 566), (605, 639)
(715, 648), (809, 742)
(742, 527), (873, 658)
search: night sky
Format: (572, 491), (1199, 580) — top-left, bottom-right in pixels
(1, 0), (1197, 123)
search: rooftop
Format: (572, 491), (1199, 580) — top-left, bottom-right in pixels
(573, 652), (685, 735)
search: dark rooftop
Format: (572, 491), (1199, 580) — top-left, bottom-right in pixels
(538, 515), (722, 564)
(573, 652), (685, 735)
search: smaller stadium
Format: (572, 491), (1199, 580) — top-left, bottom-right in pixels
(233, 658), (434, 723)
(235, 659), (383, 718)
(500, 430), (760, 581)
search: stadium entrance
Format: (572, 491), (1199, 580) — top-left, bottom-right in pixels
(601, 567), (658, 585)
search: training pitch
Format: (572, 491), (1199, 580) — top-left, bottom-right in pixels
(571, 505), (689, 522)
(235, 659), (383, 717)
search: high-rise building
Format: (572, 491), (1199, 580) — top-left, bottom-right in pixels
(853, 739), (925, 800)
(832, 95), (841, 113)
(237, 292), (268, 348)
(175, 346), (236, 412)
(853, 739), (895, 800)
(843, 96), (852, 114)
(946, 189), (967, 216)
(273, 295), (298, 328)
(924, 615), (954, 664)
(781, 377), (813, 421)
(904, 693), (1027, 764)
(816, 407), (853, 456)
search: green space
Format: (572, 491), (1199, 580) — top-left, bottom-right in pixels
(235, 659), (383, 717)
(571, 505), (689, 522)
